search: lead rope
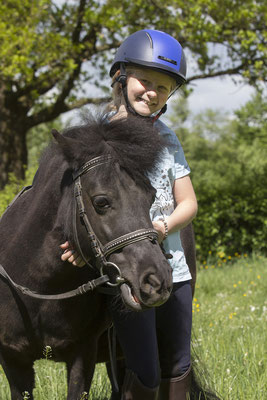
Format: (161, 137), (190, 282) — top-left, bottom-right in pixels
(0, 263), (109, 300)
(108, 325), (120, 394)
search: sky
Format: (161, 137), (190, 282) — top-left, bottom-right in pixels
(185, 75), (255, 116)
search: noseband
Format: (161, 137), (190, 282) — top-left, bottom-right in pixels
(72, 154), (158, 287)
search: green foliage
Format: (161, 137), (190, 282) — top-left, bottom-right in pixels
(0, 0), (265, 103)
(27, 118), (64, 168)
(169, 92), (267, 260)
(0, 168), (36, 216)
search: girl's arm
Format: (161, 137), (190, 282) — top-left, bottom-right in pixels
(153, 175), (198, 243)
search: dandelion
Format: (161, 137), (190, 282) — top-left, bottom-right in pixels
(229, 312), (237, 319)
(243, 293), (247, 297)
(233, 284), (237, 288)
(238, 281), (242, 284)
(257, 275), (261, 279)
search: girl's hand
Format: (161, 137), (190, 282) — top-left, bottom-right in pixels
(152, 220), (166, 244)
(60, 241), (85, 267)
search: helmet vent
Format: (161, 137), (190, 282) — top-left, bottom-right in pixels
(158, 55), (177, 65)
(145, 31), (153, 48)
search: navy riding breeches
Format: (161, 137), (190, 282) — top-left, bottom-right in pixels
(108, 280), (192, 388)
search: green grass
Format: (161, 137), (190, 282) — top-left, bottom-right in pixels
(192, 253), (266, 399)
(0, 254), (266, 399)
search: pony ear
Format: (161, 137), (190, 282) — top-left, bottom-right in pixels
(51, 129), (81, 167)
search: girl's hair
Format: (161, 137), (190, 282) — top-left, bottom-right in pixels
(110, 70), (123, 110)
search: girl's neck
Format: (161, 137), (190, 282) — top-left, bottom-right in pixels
(111, 105), (128, 121)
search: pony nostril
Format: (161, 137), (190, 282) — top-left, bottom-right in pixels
(144, 273), (161, 291)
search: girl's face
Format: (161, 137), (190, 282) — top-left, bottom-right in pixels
(126, 68), (175, 117)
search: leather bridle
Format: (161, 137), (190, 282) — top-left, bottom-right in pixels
(0, 155), (158, 300)
(72, 154), (158, 286)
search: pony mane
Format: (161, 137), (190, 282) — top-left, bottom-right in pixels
(62, 112), (165, 188)
(37, 112), (165, 191)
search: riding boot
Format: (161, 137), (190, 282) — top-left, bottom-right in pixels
(158, 366), (191, 400)
(121, 369), (159, 400)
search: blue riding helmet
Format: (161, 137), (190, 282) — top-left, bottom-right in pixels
(110, 29), (187, 87)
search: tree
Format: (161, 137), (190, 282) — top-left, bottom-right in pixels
(169, 92), (267, 258)
(0, 0), (266, 188)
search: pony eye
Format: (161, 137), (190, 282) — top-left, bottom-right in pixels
(93, 196), (110, 212)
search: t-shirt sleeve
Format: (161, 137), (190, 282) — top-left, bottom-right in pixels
(173, 142), (191, 179)
(155, 120), (190, 179)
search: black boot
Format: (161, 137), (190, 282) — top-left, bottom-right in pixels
(121, 369), (159, 400)
(158, 366), (191, 400)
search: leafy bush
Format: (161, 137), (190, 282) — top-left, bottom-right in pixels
(170, 92), (267, 260)
(0, 167), (37, 216)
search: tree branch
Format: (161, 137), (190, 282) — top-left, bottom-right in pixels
(26, 95), (111, 127)
(187, 61), (252, 83)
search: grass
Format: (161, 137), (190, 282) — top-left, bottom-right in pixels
(0, 254), (266, 399)
(192, 253), (266, 399)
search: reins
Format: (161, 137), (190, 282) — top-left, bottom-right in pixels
(0, 263), (109, 299)
(0, 154), (158, 300)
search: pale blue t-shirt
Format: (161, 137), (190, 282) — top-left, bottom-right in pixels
(149, 119), (192, 283)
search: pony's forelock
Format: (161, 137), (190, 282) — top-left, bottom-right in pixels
(39, 111), (164, 190)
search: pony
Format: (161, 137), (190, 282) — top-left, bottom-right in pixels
(0, 114), (173, 399)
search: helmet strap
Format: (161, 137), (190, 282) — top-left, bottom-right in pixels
(116, 63), (139, 117)
(152, 104), (167, 122)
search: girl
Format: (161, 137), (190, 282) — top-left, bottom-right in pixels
(61, 29), (198, 400)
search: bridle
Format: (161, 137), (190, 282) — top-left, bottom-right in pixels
(0, 155), (158, 300)
(72, 154), (158, 286)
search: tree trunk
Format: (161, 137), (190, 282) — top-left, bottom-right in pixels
(0, 118), (28, 190)
(0, 85), (29, 189)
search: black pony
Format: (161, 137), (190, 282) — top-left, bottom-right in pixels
(0, 114), (173, 399)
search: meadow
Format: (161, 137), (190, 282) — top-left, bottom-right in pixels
(0, 254), (266, 399)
